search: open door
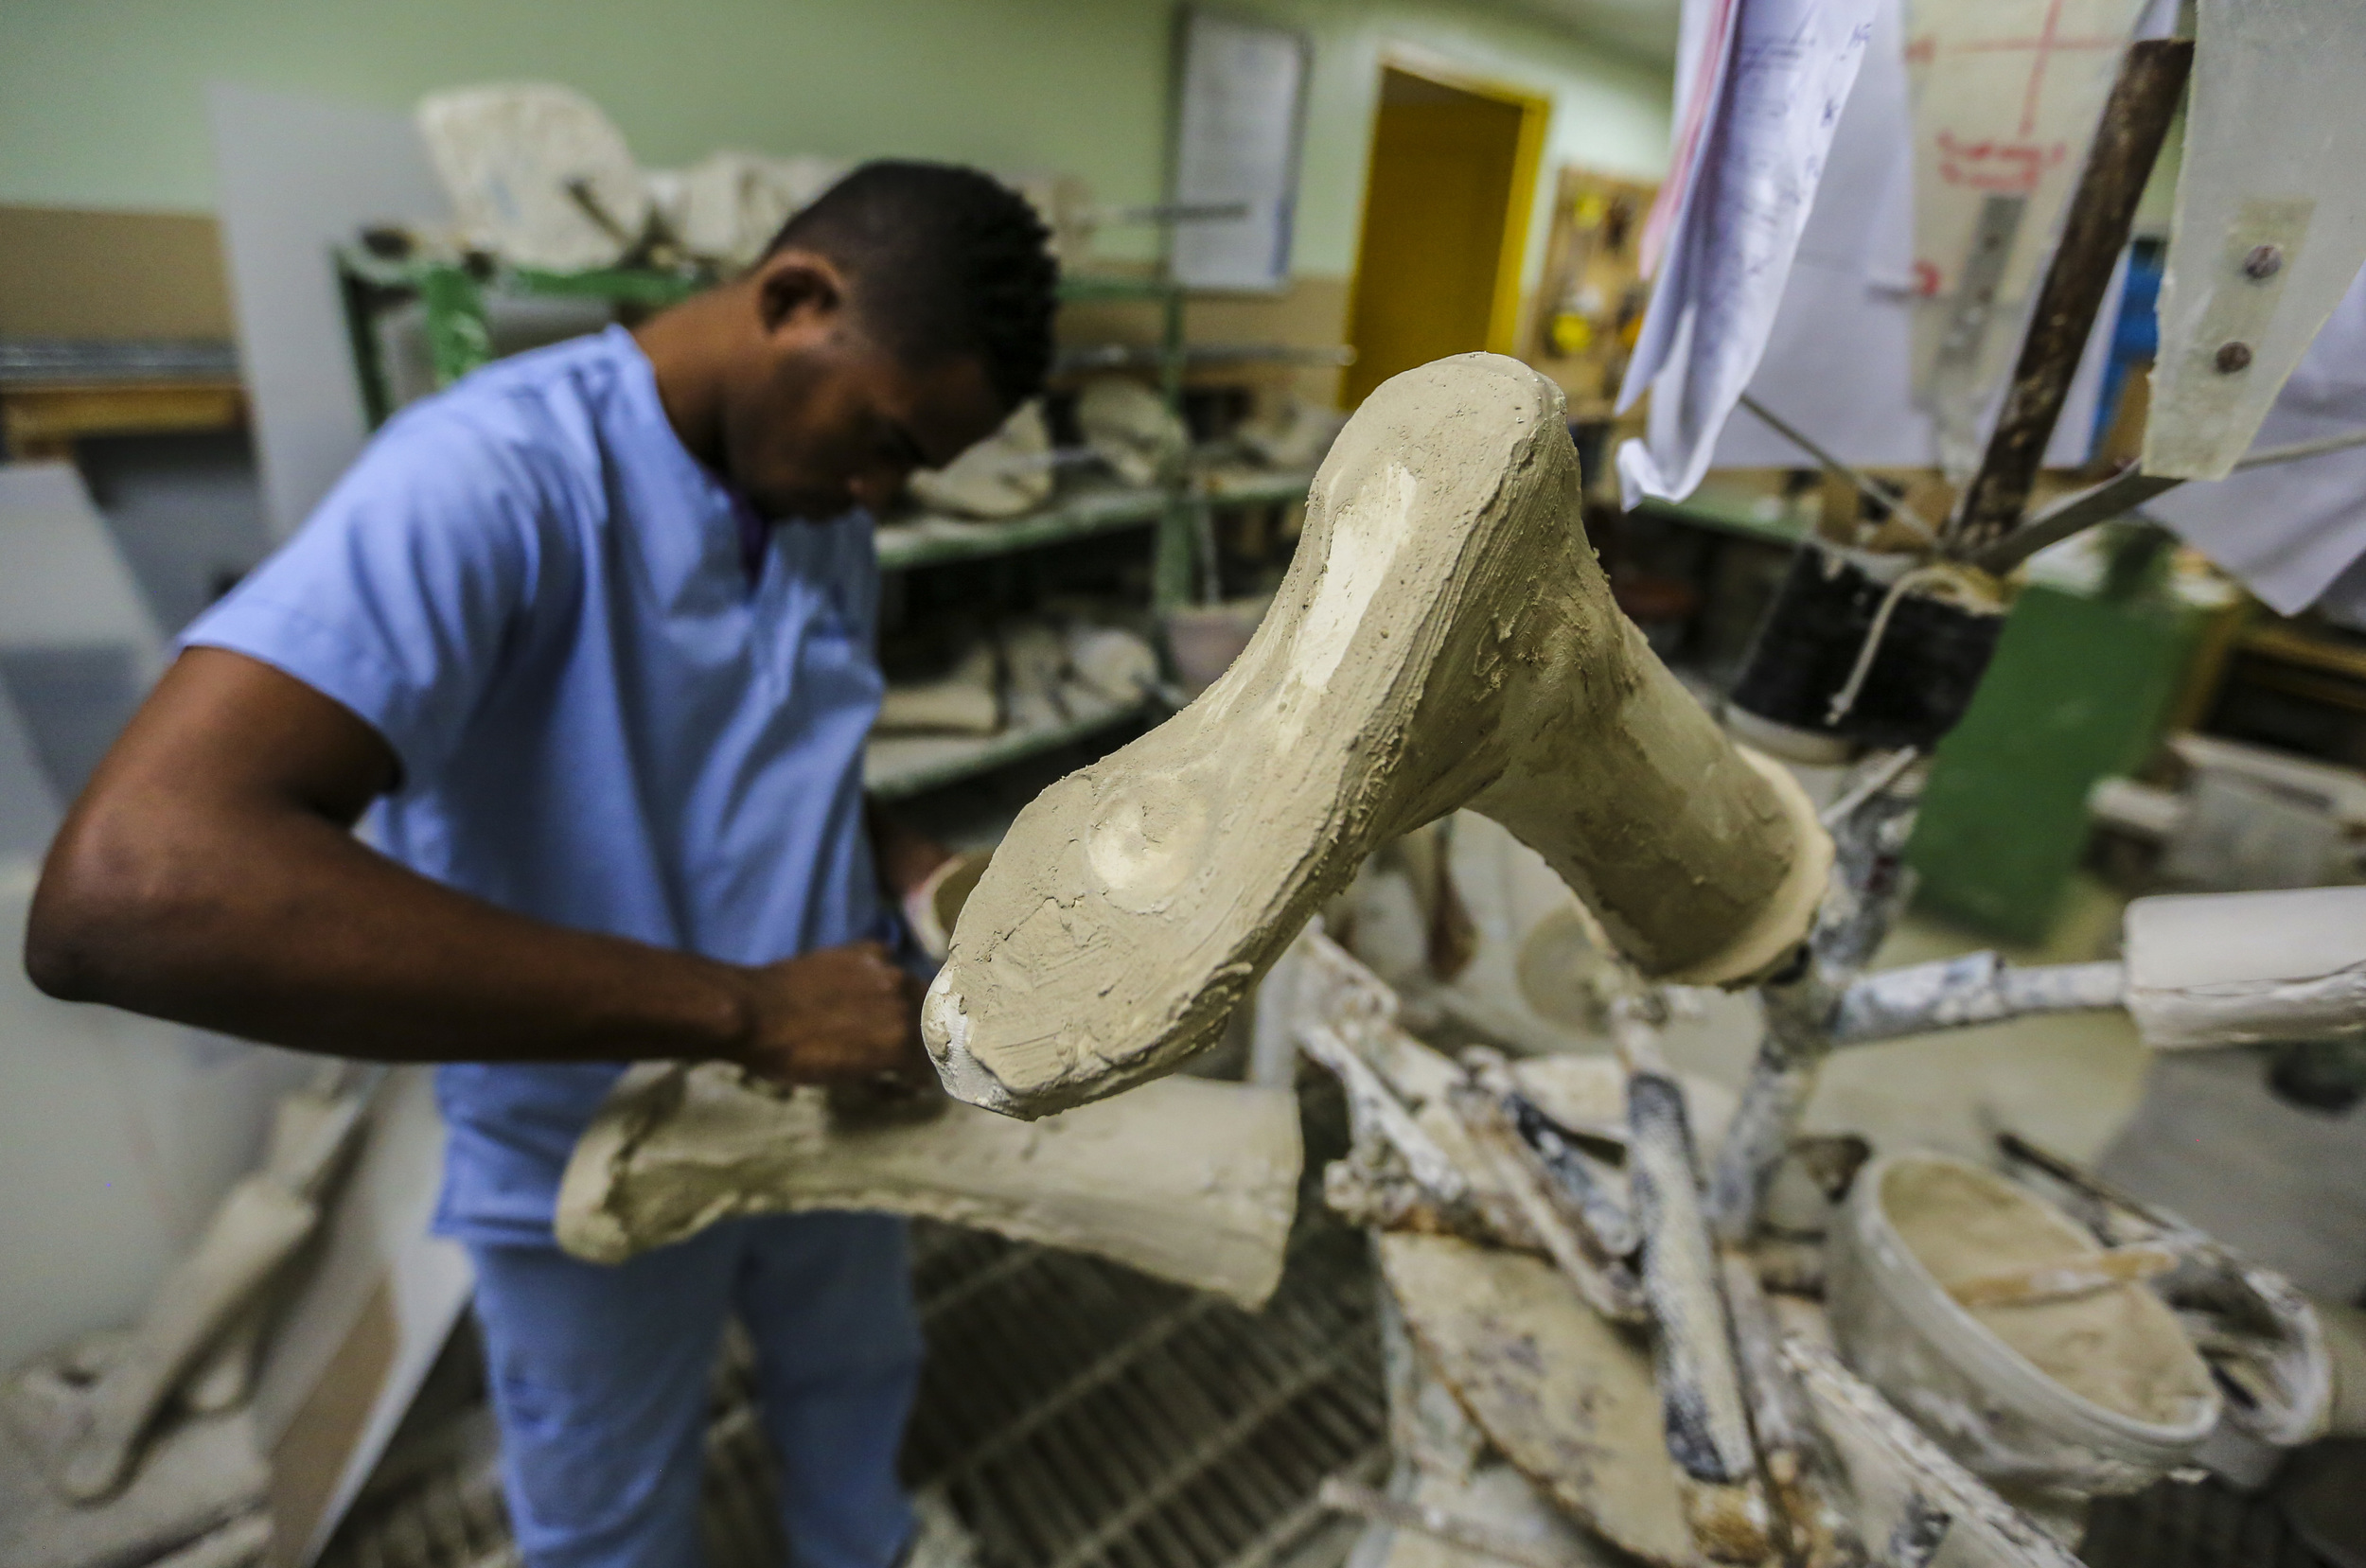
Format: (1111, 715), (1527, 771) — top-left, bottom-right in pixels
(1342, 64), (1549, 407)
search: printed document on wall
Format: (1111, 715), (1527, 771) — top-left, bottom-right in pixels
(1903, 0), (2145, 306)
(1708, 0), (2121, 474)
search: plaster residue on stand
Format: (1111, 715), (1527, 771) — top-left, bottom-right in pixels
(1378, 1230), (1700, 1568)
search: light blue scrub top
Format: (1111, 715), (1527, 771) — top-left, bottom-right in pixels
(185, 326), (890, 1245)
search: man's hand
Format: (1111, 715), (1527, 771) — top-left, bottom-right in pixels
(733, 941), (928, 1088)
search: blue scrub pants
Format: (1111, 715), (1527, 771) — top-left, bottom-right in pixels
(468, 1212), (923, 1568)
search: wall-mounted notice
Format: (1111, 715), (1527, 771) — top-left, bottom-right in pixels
(1169, 9), (1311, 291)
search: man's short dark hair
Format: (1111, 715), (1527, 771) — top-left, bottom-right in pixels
(766, 161), (1059, 410)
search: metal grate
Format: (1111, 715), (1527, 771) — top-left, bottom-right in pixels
(322, 1082), (1384, 1568)
(0, 337), (239, 386)
(2080, 1474), (2340, 1568)
(902, 1215), (1386, 1568)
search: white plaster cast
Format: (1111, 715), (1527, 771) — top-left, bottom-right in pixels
(926, 355), (1832, 1119)
(556, 1065), (1302, 1310)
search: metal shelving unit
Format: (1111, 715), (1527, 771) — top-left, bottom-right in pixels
(336, 248), (707, 428)
(874, 480), (1171, 573)
(865, 689), (1154, 802)
(335, 252), (1317, 802)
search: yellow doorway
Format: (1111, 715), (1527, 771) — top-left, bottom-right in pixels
(1342, 64), (1549, 408)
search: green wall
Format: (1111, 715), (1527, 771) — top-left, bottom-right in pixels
(0, 0), (1669, 277)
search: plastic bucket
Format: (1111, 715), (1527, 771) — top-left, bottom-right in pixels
(1828, 1153), (2219, 1497)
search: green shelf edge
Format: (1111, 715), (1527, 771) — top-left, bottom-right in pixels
(875, 486), (1168, 572)
(864, 696), (1152, 800)
(1056, 273), (1182, 304)
(1631, 489), (1810, 550)
(1197, 468), (1316, 508)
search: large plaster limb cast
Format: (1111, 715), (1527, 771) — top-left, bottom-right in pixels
(2122, 886), (2366, 1050)
(556, 1063), (1301, 1310)
(926, 355), (1832, 1117)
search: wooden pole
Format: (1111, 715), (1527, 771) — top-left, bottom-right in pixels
(1948, 39), (2194, 553)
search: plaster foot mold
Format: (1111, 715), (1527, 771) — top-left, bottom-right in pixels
(0, 1407), (266, 1568)
(556, 1063), (1302, 1309)
(909, 399), (1054, 519)
(926, 354), (1831, 1117)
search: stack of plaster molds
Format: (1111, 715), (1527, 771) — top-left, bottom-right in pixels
(1078, 377), (1189, 487)
(416, 84), (652, 272)
(873, 617), (1160, 742)
(418, 85), (847, 273)
(876, 643), (1003, 737)
(908, 401), (1056, 520)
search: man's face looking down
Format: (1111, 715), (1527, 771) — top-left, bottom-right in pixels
(722, 247), (1010, 523)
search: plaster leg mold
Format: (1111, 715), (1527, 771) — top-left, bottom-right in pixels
(556, 1065), (1303, 1310)
(926, 354), (1832, 1117)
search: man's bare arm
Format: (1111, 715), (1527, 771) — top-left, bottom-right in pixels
(26, 647), (921, 1084)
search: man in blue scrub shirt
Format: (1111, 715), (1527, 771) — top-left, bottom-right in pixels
(27, 163), (1059, 1568)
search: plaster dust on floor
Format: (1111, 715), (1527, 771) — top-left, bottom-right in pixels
(926, 354), (1832, 1119)
(1877, 1159), (2206, 1426)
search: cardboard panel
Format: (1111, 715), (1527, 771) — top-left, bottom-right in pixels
(0, 205), (235, 341)
(205, 85), (449, 539)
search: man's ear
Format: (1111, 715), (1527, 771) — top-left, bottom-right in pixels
(752, 248), (848, 340)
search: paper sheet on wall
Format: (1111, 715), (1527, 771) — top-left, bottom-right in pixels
(1708, 0), (2120, 473)
(1616, 0), (1884, 505)
(2143, 0), (2366, 481)
(1712, 262), (2122, 471)
(1168, 10), (1311, 292)
(1902, 0), (2148, 473)
(2146, 260), (2366, 624)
